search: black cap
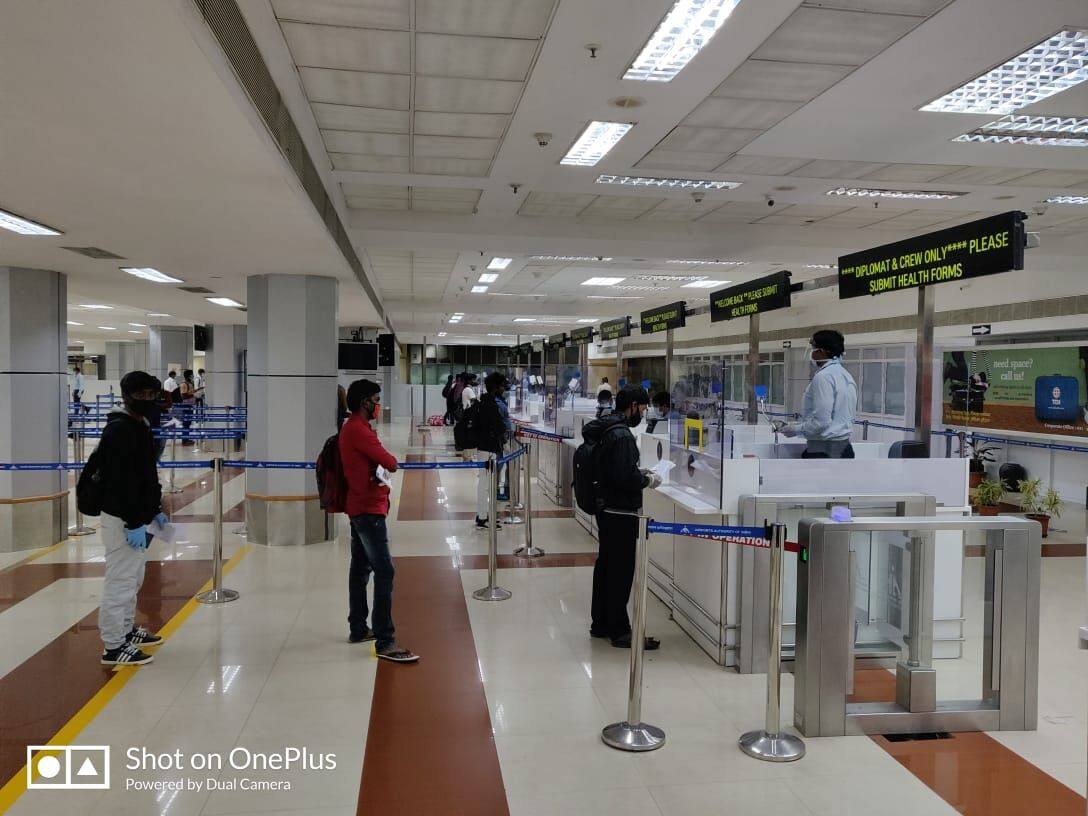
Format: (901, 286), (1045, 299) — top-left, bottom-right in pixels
(120, 370), (161, 397)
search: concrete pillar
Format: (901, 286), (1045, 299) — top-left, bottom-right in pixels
(0, 267), (68, 551)
(149, 325), (193, 380)
(105, 341), (149, 380)
(206, 325), (247, 408)
(245, 275), (337, 546)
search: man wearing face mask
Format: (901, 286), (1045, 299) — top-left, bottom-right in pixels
(340, 379), (418, 663)
(779, 329), (858, 459)
(583, 385), (663, 649)
(95, 371), (169, 665)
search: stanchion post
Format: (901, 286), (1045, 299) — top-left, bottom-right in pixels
(233, 463), (248, 537)
(165, 436), (182, 494)
(862, 419), (870, 441)
(68, 430), (94, 536)
(473, 455), (512, 601)
(514, 441), (544, 558)
(511, 443), (525, 512)
(602, 513), (664, 751)
(505, 446), (524, 525)
(739, 523), (805, 762)
(197, 457), (240, 605)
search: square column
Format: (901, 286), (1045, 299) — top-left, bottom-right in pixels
(205, 324), (247, 408)
(149, 325), (193, 380)
(0, 267), (68, 551)
(245, 275), (337, 546)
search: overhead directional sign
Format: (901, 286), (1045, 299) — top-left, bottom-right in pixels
(569, 326), (594, 345)
(710, 271), (792, 322)
(837, 211), (1024, 299)
(639, 301), (686, 334)
(972, 324), (992, 336)
(599, 316), (631, 341)
(547, 332), (567, 348)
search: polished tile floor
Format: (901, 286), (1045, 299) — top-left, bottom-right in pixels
(0, 421), (1084, 815)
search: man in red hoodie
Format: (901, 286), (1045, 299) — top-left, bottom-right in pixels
(339, 379), (418, 663)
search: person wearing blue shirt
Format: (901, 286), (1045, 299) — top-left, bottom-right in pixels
(780, 330), (858, 459)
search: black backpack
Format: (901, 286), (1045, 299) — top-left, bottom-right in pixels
(76, 448), (106, 516)
(315, 432), (348, 513)
(573, 425), (624, 515)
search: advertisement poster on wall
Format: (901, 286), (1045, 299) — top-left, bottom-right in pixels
(941, 344), (1088, 439)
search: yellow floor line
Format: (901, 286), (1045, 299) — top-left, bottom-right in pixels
(0, 544), (251, 814)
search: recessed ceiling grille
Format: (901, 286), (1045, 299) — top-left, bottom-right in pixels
(62, 246), (125, 259)
(191, 0), (384, 323)
(177, 285), (215, 293)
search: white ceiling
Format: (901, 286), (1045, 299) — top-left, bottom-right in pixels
(2, 0), (1087, 346)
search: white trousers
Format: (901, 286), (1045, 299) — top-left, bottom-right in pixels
(98, 512), (148, 649)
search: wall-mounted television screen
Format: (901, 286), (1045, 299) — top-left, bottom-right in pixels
(338, 342), (378, 371)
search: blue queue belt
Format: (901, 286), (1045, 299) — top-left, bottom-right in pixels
(647, 520), (770, 547)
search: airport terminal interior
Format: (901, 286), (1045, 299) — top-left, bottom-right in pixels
(2, 0), (1088, 814)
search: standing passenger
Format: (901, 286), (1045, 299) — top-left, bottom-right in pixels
(779, 330), (858, 458)
(473, 373), (509, 529)
(339, 379), (418, 663)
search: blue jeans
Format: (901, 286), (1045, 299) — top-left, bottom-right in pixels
(348, 514), (395, 649)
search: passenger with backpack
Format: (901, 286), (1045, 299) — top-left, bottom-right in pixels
(441, 373), (457, 425)
(575, 385), (662, 650)
(453, 372), (479, 454)
(472, 372), (511, 529)
(338, 379), (418, 663)
(78, 370), (169, 666)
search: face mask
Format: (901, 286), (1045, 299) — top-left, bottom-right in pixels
(128, 398), (157, 418)
(626, 410), (643, 428)
(366, 401), (381, 421)
(810, 349), (828, 369)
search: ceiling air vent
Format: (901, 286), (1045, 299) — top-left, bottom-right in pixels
(62, 246), (125, 259)
(177, 285), (215, 294)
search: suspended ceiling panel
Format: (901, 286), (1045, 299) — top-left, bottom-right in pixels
(271, 0), (410, 29)
(414, 111), (509, 138)
(716, 154), (811, 175)
(656, 126), (764, 154)
(414, 34), (536, 81)
(414, 76), (524, 113)
(311, 103), (409, 133)
(330, 153), (410, 172)
(413, 135), (500, 160)
(415, 0), (555, 38)
(280, 22), (411, 73)
(636, 149), (729, 172)
(863, 163), (969, 183)
(412, 157), (492, 176)
(323, 130), (409, 155)
(683, 97), (803, 130)
(752, 7), (922, 66)
(711, 60), (855, 102)
(299, 68), (410, 108)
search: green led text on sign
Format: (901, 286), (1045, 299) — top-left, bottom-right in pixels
(710, 271), (792, 322)
(837, 211), (1024, 300)
(639, 301), (686, 335)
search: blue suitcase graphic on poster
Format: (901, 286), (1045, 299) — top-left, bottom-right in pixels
(1034, 374), (1080, 422)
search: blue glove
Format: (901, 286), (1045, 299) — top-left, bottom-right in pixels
(154, 512), (169, 527)
(125, 525), (149, 550)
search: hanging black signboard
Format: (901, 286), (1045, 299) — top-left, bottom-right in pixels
(569, 326), (594, 345)
(599, 316), (631, 341)
(709, 271), (792, 322)
(838, 211), (1024, 300)
(639, 301), (686, 334)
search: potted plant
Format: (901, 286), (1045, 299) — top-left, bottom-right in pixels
(1030, 486), (1062, 538)
(966, 440), (998, 488)
(974, 478), (1004, 516)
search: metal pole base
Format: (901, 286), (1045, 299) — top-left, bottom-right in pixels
(472, 586), (512, 602)
(513, 545), (545, 558)
(601, 721), (665, 752)
(68, 525), (95, 537)
(504, 513), (525, 525)
(233, 524), (248, 536)
(196, 588), (240, 605)
(511, 501), (525, 511)
(738, 730), (806, 762)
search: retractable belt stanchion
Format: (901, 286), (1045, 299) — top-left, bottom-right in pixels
(602, 511), (664, 751)
(165, 436), (182, 494)
(197, 457), (240, 605)
(739, 523), (805, 762)
(473, 454), (512, 602)
(68, 430), (94, 536)
(505, 444), (524, 525)
(514, 441), (544, 558)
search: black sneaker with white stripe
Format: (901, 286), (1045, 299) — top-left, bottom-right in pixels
(127, 626), (164, 647)
(101, 642), (154, 666)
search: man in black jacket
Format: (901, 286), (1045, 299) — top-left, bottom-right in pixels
(97, 371), (170, 665)
(584, 386), (662, 649)
(473, 372), (512, 529)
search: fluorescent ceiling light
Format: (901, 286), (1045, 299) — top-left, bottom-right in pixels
(122, 267), (184, 284)
(147, 312), (171, 317)
(560, 122), (632, 167)
(682, 279), (730, 288)
(128, 322), (147, 327)
(97, 326), (117, 331)
(921, 30), (1088, 114)
(471, 285), (489, 293)
(437, 331), (447, 337)
(826, 186), (966, 201)
(587, 295), (645, 300)
(127, 330), (142, 334)
(514, 318), (537, 322)
(638, 274), (707, 282)
(953, 115), (1088, 147)
(478, 273), (499, 283)
(806, 264), (837, 270)
(1047, 195), (1088, 204)
(78, 304), (113, 310)
(624, 0), (741, 82)
(616, 285), (669, 292)
(487, 257), (512, 270)
(0, 207), (62, 236)
(487, 333), (509, 337)
(66, 321), (83, 326)
(577, 318), (597, 323)
(596, 174), (741, 190)
(667, 259), (746, 265)
(531, 255), (614, 262)
(581, 277), (626, 286)
(206, 297), (244, 307)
